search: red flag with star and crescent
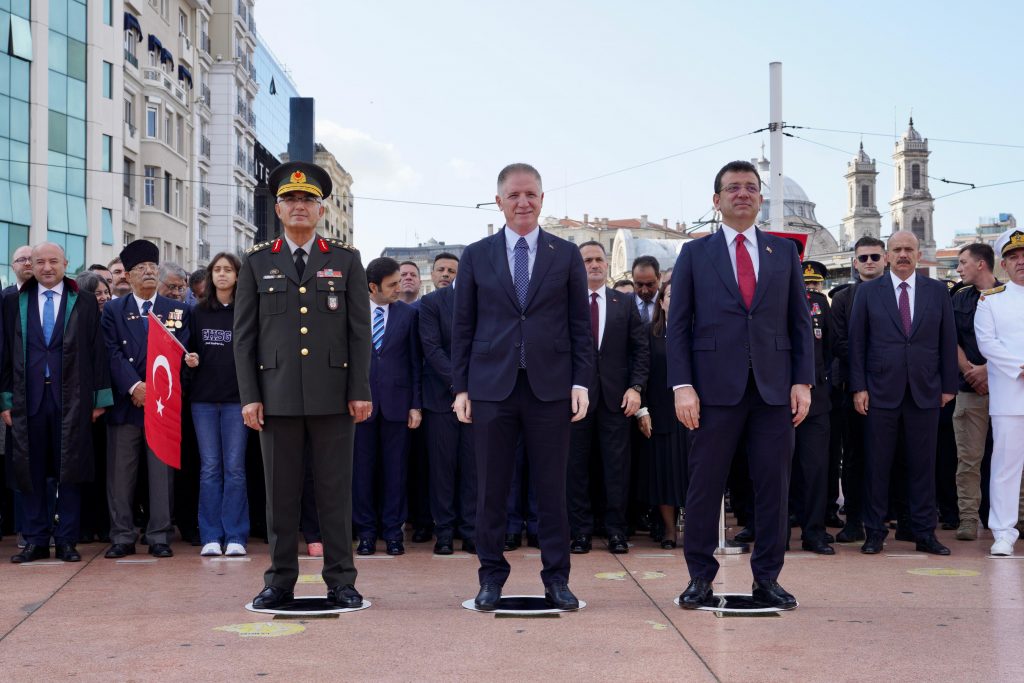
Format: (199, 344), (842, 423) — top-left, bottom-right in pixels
(145, 312), (186, 469)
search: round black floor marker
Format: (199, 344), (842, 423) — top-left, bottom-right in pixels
(461, 595), (587, 614)
(245, 596), (371, 615)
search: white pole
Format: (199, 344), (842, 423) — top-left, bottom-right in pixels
(769, 62), (784, 232)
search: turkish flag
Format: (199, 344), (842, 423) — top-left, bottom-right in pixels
(145, 312), (185, 469)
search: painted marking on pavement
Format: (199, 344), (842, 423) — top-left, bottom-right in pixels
(906, 568), (980, 577)
(214, 622), (305, 638)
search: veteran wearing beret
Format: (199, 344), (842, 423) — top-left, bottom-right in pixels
(234, 161), (372, 609)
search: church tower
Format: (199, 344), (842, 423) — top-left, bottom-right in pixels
(841, 142), (882, 249)
(890, 117), (935, 258)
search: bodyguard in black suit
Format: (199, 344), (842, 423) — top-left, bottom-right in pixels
(850, 230), (958, 555)
(419, 259), (477, 555)
(452, 163), (593, 611)
(2, 244), (113, 563)
(567, 241), (649, 554)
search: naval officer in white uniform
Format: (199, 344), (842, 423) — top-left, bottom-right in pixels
(975, 227), (1024, 556)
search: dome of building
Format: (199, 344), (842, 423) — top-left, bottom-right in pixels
(759, 176), (817, 223)
(855, 142), (871, 164)
(903, 117), (922, 142)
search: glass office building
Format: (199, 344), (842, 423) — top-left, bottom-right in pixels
(0, 0), (33, 285)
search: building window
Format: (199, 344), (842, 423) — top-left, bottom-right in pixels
(102, 135), (112, 171)
(146, 106), (157, 137)
(164, 172), (172, 213)
(176, 114), (184, 154)
(102, 61), (113, 98)
(911, 164), (921, 190)
(179, 11), (190, 37)
(860, 185), (869, 208)
(163, 111), (172, 145)
(102, 207), (114, 245)
(10, 16), (32, 61)
(124, 158), (136, 198)
(911, 216), (925, 240)
(144, 166), (157, 206)
(124, 32), (138, 65)
(104, 0), (113, 26)
(174, 179), (183, 217)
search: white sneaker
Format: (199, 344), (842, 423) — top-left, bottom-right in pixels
(200, 542), (223, 556)
(224, 543), (247, 556)
(990, 538), (1014, 556)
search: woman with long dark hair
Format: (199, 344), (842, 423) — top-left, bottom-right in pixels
(187, 252), (249, 556)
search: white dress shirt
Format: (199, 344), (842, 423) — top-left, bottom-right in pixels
(720, 223), (760, 279)
(37, 281), (64, 328)
(889, 270), (917, 321)
(132, 292), (158, 316)
(504, 226), (539, 278)
(284, 234), (316, 267)
(370, 301), (390, 335)
(635, 291), (659, 323)
(589, 286), (607, 349)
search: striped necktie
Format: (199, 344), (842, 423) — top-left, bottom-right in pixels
(372, 306), (385, 351)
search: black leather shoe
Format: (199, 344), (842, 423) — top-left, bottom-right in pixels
(411, 528), (432, 543)
(801, 540), (836, 555)
(149, 543), (173, 558)
(461, 538), (477, 554)
(569, 534), (591, 554)
(608, 535), (629, 554)
(752, 579), (797, 609)
(386, 540), (405, 556)
(55, 543), (81, 562)
(661, 538), (677, 549)
(474, 583), (502, 611)
(104, 543), (136, 559)
(434, 537), (454, 555)
(916, 534), (951, 556)
(679, 578), (713, 609)
(836, 524), (865, 543)
(544, 582), (580, 610)
(526, 533), (539, 548)
(11, 544), (49, 563)
(327, 584), (363, 608)
(860, 531), (886, 554)
(356, 538), (375, 555)
(504, 533), (522, 551)
(252, 586), (294, 609)
(733, 527), (755, 543)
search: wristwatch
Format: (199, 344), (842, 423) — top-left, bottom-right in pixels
(631, 384), (643, 394)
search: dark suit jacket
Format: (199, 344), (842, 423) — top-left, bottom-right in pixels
(368, 299), (422, 422)
(587, 287), (649, 414)
(829, 281), (859, 387)
(101, 293), (191, 426)
(848, 274), (958, 410)
(666, 228), (814, 406)
(419, 285), (456, 413)
(452, 228), (593, 402)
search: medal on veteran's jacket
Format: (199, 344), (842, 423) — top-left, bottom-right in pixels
(327, 294), (339, 311)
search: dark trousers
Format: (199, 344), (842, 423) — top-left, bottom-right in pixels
(407, 425), (433, 533)
(260, 414), (356, 590)
(684, 373), (793, 582)
(506, 439), (537, 535)
(791, 411), (830, 542)
(425, 410), (476, 540)
(299, 449), (321, 544)
(473, 371), (571, 587)
(841, 394), (867, 527)
(107, 423), (174, 545)
(23, 390), (81, 545)
(567, 403), (631, 537)
(936, 400), (959, 525)
(173, 403), (201, 542)
(863, 390), (940, 538)
(353, 417), (409, 541)
(827, 387), (845, 518)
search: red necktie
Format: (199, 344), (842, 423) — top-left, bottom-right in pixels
(898, 282), (912, 337)
(735, 233), (756, 308)
(590, 292), (600, 349)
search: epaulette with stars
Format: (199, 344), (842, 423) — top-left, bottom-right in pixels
(246, 241), (273, 255)
(324, 237), (356, 252)
(979, 284), (1006, 301)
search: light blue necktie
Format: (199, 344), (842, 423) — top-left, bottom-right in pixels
(513, 237), (529, 367)
(372, 306), (384, 352)
(43, 290), (55, 378)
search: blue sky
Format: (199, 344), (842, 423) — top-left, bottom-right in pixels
(258, 1), (1023, 259)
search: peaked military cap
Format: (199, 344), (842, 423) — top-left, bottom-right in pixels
(802, 260), (828, 282)
(995, 228), (1024, 257)
(269, 161), (332, 200)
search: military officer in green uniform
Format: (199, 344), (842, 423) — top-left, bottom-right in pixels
(234, 161), (372, 610)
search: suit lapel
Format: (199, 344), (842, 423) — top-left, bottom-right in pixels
(749, 229), (777, 312)
(490, 229), (519, 308)
(381, 303), (402, 353)
(523, 229), (555, 310)
(877, 277), (905, 335)
(123, 296), (147, 348)
(909, 278), (928, 338)
(604, 287), (623, 352)
(439, 285), (454, 322)
(301, 237), (329, 286)
(708, 230), (743, 305)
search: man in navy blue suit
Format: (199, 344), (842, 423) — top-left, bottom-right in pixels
(849, 230), (958, 556)
(353, 257), (422, 556)
(668, 160), (814, 609)
(419, 252), (477, 555)
(101, 240), (190, 559)
(452, 163), (593, 611)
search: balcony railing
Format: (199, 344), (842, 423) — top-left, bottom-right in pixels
(179, 33), (192, 58)
(200, 32), (210, 55)
(201, 84), (211, 106)
(200, 136), (211, 159)
(200, 186), (211, 209)
(124, 49), (138, 68)
(123, 195), (138, 225)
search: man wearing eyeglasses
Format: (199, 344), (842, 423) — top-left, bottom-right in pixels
(4, 246), (34, 295)
(157, 263), (189, 303)
(234, 161), (371, 610)
(828, 235), (885, 544)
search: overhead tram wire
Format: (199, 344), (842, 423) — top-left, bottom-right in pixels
(785, 125), (1024, 151)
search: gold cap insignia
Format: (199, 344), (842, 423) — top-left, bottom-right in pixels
(291, 171), (306, 184)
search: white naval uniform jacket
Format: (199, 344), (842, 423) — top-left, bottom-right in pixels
(974, 280), (1024, 416)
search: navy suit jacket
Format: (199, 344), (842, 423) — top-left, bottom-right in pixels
(368, 299), (422, 422)
(101, 294), (191, 426)
(452, 227), (593, 402)
(419, 284), (456, 413)
(848, 274), (958, 410)
(666, 228), (814, 406)
(587, 287), (650, 414)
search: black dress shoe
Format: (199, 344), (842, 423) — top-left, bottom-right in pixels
(801, 540), (836, 555)
(411, 528), (432, 543)
(544, 582), (580, 610)
(679, 578), (713, 609)
(752, 579), (797, 609)
(386, 540), (405, 556)
(327, 584), (363, 608)
(660, 538), (677, 550)
(823, 532), (835, 543)
(11, 544), (50, 563)
(836, 524), (865, 543)
(474, 583), (502, 611)
(569, 534), (591, 554)
(825, 513), (845, 528)
(861, 531), (886, 554)
(504, 533), (522, 551)
(149, 543), (173, 558)
(733, 527), (755, 543)
(252, 586), (294, 609)
(433, 537), (454, 555)
(356, 538), (376, 555)
(461, 538), (477, 554)
(55, 543), (81, 562)
(916, 534), (951, 555)
(104, 543), (136, 559)
(526, 533), (539, 548)
(608, 535), (629, 554)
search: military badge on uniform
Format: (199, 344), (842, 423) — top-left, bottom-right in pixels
(167, 308), (184, 329)
(814, 328), (823, 339)
(327, 294), (339, 311)
(810, 302), (821, 316)
(316, 269), (341, 278)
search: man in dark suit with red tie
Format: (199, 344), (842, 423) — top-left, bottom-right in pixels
(452, 163), (593, 611)
(849, 230), (958, 556)
(667, 160), (814, 609)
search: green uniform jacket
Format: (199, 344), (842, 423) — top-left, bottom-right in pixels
(234, 235), (372, 416)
